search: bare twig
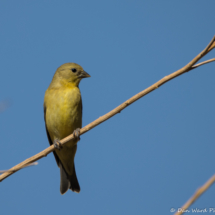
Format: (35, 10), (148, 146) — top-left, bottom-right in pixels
(0, 162), (38, 174)
(191, 58), (215, 69)
(0, 36), (214, 182)
(174, 174), (215, 215)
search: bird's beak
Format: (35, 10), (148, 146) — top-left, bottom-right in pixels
(78, 70), (91, 79)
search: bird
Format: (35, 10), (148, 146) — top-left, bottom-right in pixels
(44, 63), (90, 194)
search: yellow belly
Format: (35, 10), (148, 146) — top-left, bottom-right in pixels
(44, 86), (82, 174)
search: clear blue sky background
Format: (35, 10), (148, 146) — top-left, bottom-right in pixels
(0, 1), (215, 214)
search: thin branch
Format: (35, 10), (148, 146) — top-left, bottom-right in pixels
(174, 174), (215, 215)
(191, 58), (215, 69)
(208, 40), (215, 51)
(0, 36), (214, 182)
(0, 162), (38, 174)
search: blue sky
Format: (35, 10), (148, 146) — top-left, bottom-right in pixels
(0, 1), (215, 214)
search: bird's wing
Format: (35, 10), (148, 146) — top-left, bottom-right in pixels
(43, 104), (60, 166)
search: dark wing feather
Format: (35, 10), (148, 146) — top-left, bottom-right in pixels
(44, 104), (60, 166)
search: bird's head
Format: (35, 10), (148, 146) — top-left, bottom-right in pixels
(52, 63), (90, 87)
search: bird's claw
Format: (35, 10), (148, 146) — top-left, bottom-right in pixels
(73, 128), (81, 141)
(54, 139), (63, 150)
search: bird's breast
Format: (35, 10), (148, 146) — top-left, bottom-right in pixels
(45, 86), (82, 141)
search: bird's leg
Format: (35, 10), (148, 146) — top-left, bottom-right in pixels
(73, 128), (81, 141)
(54, 139), (63, 150)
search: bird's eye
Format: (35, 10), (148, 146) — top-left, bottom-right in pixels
(71, 68), (77, 73)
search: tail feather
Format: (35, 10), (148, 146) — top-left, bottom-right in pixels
(60, 163), (69, 195)
(59, 162), (80, 194)
(69, 164), (80, 193)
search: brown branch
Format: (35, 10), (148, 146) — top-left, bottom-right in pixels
(0, 36), (214, 182)
(191, 58), (215, 69)
(0, 162), (38, 174)
(174, 174), (215, 215)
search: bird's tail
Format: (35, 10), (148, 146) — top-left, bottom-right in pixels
(68, 164), (80, 193)
(59, 162), (80, 194)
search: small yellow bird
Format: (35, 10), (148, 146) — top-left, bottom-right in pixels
(44, 63), (90, 194)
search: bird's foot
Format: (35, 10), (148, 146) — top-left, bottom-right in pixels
(54, 139), (63, 150)
(73, 128), (81, 141)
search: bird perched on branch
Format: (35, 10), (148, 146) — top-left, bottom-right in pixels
(44, 63), (90, 194)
